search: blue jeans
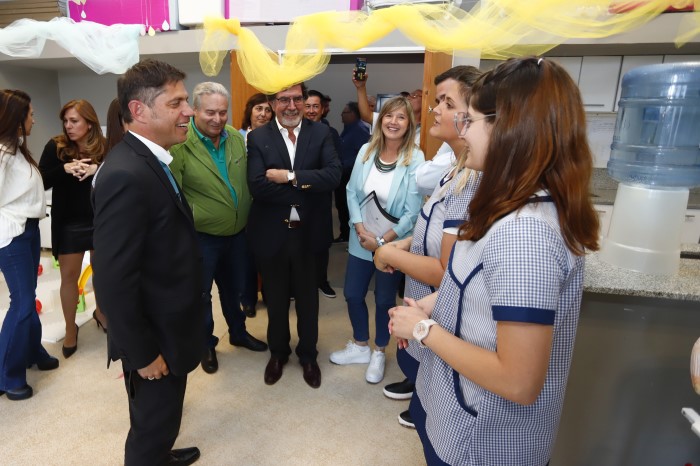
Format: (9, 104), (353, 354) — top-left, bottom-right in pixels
(0, 219), (51, 390)
(343, 254), (403, 348)
(198, 231), (249, 349)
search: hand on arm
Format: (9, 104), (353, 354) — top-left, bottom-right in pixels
(388, 295), (436, 349)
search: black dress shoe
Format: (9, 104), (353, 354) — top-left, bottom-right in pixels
(5, 384), (33, 401)
(229, 332), (268, 352)
(241, 304), (256, 318)
(167, 446), (200, 465)
(34, 356), (59, 371)
(301, 361), (321, 389)
(319, 282), (336, 298)
(264, 357), (287, 385)
(201, 348), (218, 374)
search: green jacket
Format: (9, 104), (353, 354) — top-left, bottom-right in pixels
(170, 122), (251, 236)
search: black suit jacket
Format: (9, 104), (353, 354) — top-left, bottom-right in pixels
(92, 132), (204, 376)
(246, 118), (341, 257)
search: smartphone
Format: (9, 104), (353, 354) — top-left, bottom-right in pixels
(354, 57), (367, 81)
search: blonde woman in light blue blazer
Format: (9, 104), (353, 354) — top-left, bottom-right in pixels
(330, 96), (424, 384)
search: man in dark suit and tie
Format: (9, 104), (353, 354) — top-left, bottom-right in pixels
(247, 83), (341, 389)
(92, 59), (203, 466)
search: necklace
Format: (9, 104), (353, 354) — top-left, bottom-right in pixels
(374, 155), (397, 173)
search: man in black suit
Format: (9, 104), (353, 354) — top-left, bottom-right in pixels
(92, 59), (203, 466)
(247, 83), (341, 389)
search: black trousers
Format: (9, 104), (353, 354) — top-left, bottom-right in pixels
(124, 370), (187, 466)
(257, 229), (319, 364)
(316, 249), (329, 286)
(334, 167), (353, 239)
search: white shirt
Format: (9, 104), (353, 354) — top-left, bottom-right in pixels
(129, 130), (173, 166)
(415, 143), (455, 195)
(275, 118), (302, 221)
(0, 144), (46, 248)
(363, 163), (395, 206)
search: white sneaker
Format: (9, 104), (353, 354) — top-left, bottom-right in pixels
(365, 350), (386, 384)
(330, 340), (371, 365)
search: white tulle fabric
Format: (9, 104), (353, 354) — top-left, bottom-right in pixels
(0, 17), (142, 75)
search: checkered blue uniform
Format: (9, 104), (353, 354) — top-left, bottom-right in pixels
(415, 195), (584, 466)
(406, 169), (482, 302)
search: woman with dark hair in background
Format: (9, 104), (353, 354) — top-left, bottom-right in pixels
(238, 93), (274, 317)
(330, 96), (424, 384)
(239, 93), (273, 142)
(389, 57), (600, 465)
(105, 97), (125, 153)
(0, 89), (59, 400)
(39, 99), (107, 358)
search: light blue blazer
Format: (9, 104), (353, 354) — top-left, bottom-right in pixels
(347, 143), (425, 261)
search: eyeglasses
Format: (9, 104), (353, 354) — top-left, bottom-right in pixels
(454, 112), (496, 135)
(276, 96), (304, 106)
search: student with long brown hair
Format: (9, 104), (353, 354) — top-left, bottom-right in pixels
(389, 57), (599, 465)
(39, 99), (107, 358)
(0, 89), (59, 400)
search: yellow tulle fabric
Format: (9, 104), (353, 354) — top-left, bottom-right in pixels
(200, 1), (695, 94)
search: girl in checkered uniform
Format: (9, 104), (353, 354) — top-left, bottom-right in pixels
(389, 57), (600, 465)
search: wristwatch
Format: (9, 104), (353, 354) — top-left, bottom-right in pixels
(376, 236), (386, 247)
(413, 319), (437, 347)
(287, 170), (296, 185)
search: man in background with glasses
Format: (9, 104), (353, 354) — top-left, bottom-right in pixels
(246, 83), (341, 389)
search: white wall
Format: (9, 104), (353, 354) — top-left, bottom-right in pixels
(9, 53), (423, 145)
(57, 54), (232, 128)
(0, 65), (63, 162)
(307, 56), (424, 131)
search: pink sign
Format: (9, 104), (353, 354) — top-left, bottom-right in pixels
(68, 0), (172, 30)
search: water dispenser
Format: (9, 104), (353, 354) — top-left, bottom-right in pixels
(601, 62), (700, 274)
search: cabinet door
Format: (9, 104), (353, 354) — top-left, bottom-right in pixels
(579, 56), (622, 112)
(663, 55), (700, 64)
(547, 56), (582, 83)
(594, 204), (614, 238)
(681, 209), (700, 244)
(615, 55), (664, 111)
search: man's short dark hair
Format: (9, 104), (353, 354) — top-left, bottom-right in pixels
(434, 65), (482, 87)
(307, 89), (324, 101)
(118, 59), (187, 124)
(346, 101), (360, 119)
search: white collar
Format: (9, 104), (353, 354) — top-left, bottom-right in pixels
(129, 130), (173, 165)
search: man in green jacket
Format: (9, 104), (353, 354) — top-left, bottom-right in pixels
(170, 82), (267, 375)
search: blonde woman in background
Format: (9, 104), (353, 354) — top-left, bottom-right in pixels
(329, 96), (424, 384)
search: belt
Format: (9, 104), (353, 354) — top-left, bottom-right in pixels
(286, 220), (301, 229)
